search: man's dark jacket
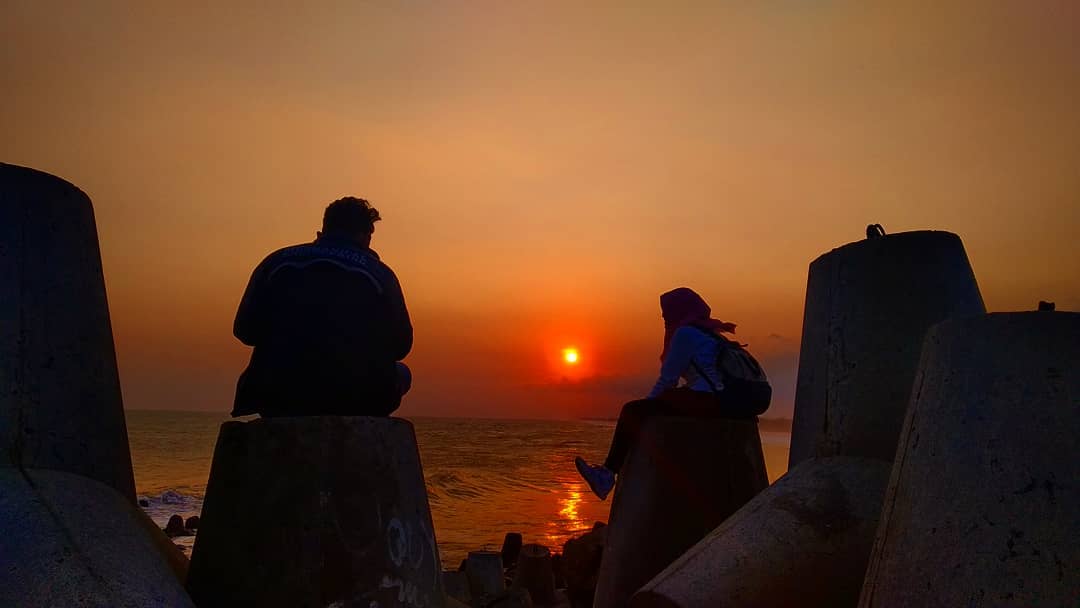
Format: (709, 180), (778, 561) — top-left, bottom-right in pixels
(232, 235), (412, 416)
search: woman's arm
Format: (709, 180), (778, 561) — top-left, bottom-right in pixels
(646, 327), (700, 398)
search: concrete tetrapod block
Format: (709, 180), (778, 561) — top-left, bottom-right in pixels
(0, 163), (136, 501)
(186, 416), (445, 608)
(466, 550), (506, 604)
(593, 417), (768, 608)
(789, 230), (985, 467)
(512, 544), (556, 605)
(0, 468), (195, 607)
(859, 312), (1080, 607)
(631, 456), (891, 608)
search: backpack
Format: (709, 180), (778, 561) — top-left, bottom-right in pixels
(691, 330), (772, 416)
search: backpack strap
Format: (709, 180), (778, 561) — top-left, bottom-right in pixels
(688, 325), (730, 394)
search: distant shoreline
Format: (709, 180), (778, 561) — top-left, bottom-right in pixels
(580, 415), (792, 433)
(124, 409), (793, 432)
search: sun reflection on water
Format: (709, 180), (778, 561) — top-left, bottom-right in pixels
(560, 488), (582, 523)
(544, 484), (591, 548)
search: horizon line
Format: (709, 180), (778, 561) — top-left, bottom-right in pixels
(124, 408), (794, 425)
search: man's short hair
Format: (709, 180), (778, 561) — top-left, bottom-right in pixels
(323, 197), (381, 236)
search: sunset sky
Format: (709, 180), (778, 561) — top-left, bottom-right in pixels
(3, 2), (1077, 420)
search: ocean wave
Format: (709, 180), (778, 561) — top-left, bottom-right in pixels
(138, 489), (204, 534)
(138, 489), (203, 506)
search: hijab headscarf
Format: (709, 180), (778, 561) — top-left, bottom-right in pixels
(659, 287), (736, 360)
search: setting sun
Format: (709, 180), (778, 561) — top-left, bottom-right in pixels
(562, 348), (580, 364)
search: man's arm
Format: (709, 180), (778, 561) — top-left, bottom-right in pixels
(233, 259), (269, 347)
(382, 269), (413, 361)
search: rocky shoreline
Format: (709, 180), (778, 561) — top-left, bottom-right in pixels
(151, 499), (607, 607)
(442, 524), (608, 608)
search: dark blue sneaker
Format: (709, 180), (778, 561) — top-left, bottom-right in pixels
(575, 456), (615, 500)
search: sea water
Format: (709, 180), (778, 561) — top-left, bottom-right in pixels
(127, 410), (790, 567)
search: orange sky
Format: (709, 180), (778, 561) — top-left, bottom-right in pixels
(3, 2), (1077, 419)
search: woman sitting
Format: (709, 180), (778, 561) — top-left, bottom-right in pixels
(575, 287), (769, 500)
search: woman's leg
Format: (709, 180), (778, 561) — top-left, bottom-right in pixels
(602, 398), (671, 474)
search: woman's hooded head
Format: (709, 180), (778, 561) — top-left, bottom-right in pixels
(659, 287), (736, 360)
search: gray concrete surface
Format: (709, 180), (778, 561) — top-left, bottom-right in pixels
(186, 416), (445, 608)
(0, 163), (135, 501)
(0, 467), (195, 607)
(631, 456), (890, 608)
(593, 416), (768, 608)
(789, 230), (985, 467)
(859, 312), (1080, 607)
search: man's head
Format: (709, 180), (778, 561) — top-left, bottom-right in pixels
(319, 197), (381, 247)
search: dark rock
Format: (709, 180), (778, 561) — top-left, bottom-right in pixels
(551, 553), (566, 589)
(486, 587), (533, 608)
(466, 550), (505, 605)
(164, 514), (192, 538)
(562, 525), (607, 608)
(550, 590), (572, 608)
(442, 570), (470, 605)
(184, 516), (199, 530)
(138, 498), (150, 508)
(165, 514), (183, 534)
(512, 544), (556, 605)
(501, 532), (523, 568)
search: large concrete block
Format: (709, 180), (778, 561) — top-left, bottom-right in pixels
(859, 312), (1080, 607)
(466, 550), (506, 604)
(0, 468), (195, 607)
(187, 416), (445, 608)
(593, 417), (768, 608)
(0, 163), (135, 501)
(512, 544), (556, 605)
(631, 456), (890, 608)
(789, 230), (985, 466)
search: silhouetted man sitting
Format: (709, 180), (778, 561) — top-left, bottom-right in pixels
(231, 197), (412, 417)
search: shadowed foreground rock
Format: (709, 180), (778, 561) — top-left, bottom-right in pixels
(789, 230), (984, 466)
(186, 416), (444, 608)
(563, 523), (606, 607)
(442, 571), (471, 606)
(0, 468), (194, 607)
(513, 544), (556, 605)
(859, 312), (1080, 607)
(0, 163), (136, 501)
(592, 417), (767, 608)
(631, 457), (890, 607)
(466, 550), (505, 605)
(502, 532), (524, 568)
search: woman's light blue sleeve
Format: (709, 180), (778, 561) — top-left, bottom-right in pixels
(646, 328), (697, 399)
